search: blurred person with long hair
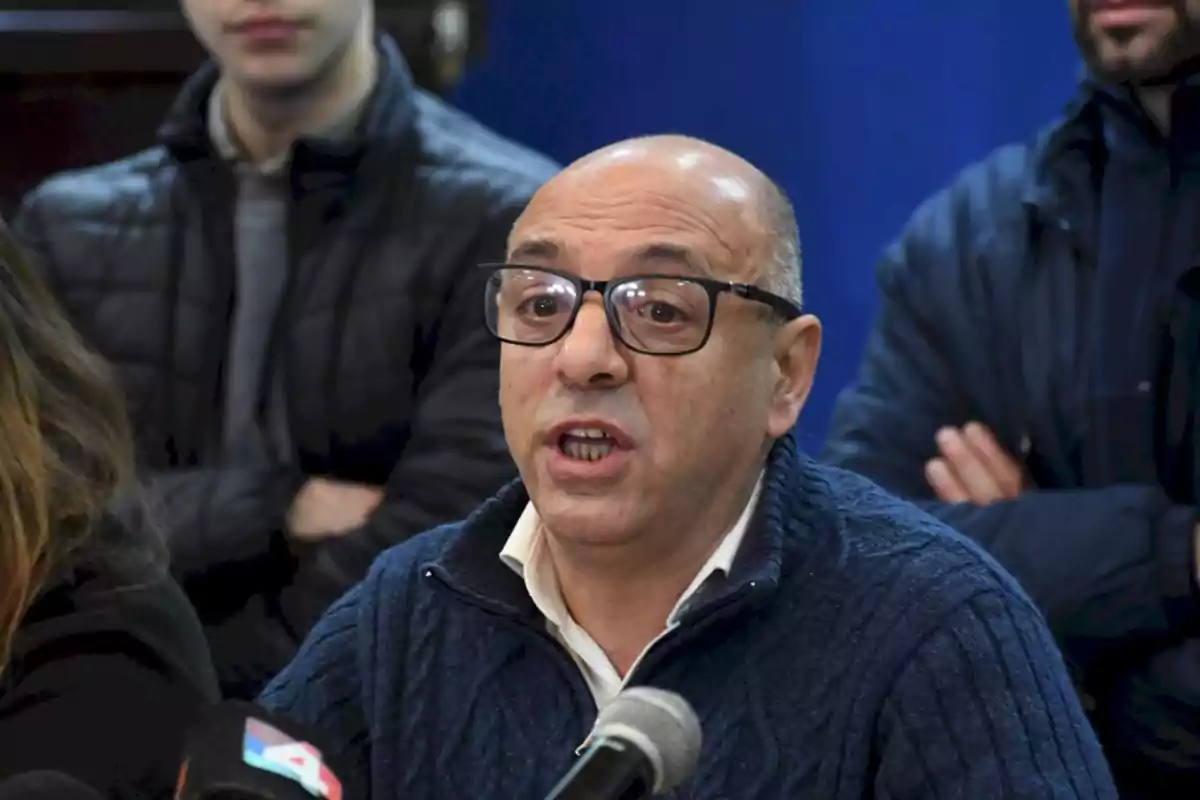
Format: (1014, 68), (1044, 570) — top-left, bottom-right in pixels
(14, 0), (556, 699)
(0, 220), (218, 797)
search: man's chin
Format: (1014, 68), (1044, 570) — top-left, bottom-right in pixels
(534, 492), (645, 548)
(229, 61), (320, 98)
(1083, 24), (1200, 83)
(1090, 52), (1180, 83)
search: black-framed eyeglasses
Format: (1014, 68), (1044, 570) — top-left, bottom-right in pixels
(482, 264), (802, 356)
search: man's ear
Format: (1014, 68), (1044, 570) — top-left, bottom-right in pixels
(766, 314), (821, 438)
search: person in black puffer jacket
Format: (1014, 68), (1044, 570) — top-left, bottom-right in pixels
(12, 0), (559, 698)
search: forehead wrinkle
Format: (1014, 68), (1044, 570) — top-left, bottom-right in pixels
(521, 189), (747, 276)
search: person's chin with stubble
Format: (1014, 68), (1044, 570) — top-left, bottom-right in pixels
(1070, 0), (1200, 84)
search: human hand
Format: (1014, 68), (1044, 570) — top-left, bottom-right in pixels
(924, 422), (1026, 506)
(286, 478), (384, 542)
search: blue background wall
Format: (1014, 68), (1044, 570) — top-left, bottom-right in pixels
(453, 1), (1081, 451)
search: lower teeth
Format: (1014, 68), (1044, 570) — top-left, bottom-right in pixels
(562, 440), (615, 461)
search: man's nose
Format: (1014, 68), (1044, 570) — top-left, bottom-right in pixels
(554, 300), (629, 388)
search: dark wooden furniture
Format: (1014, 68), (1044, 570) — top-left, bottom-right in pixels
(0, 3), (485, 216)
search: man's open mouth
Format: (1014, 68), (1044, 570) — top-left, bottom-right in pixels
(558, 428), (619, 461)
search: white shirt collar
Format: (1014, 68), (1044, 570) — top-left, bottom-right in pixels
(500, 475), (763, 707)
(500, 473), (763, 630)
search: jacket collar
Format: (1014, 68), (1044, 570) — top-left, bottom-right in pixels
(1021, 75), (1106, 235)
(157, 33), (418, 179)
(1023, 66), (1200, 228)
(205, 72), (370, 175)
(425, 436), (822, 624)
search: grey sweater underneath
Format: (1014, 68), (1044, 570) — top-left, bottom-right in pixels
(208, 80), (369, 464)
(221, 167), (291, 464)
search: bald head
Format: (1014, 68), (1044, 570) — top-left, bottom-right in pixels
(515, 135), (802, 305)
(566, 135), (758, 183)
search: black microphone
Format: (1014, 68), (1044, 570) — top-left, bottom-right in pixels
(0, 771), (103, 800)
(175, 701), (349, 800)
(545, 686), (702, 799)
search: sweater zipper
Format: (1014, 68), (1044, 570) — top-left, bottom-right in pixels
(567, 588), (756, 751)
(425, 565), (759, 751)
(423, 566), (597, 731)
(571, 625), (680, 756)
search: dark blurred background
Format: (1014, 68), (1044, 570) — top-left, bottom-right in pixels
(0, 0), (1080, 447)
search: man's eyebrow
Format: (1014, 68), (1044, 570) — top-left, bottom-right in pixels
(508, 239), (560, 262)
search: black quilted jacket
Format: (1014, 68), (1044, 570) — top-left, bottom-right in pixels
(12, 36), (558, 696)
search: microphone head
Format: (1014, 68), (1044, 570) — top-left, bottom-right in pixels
(0, 771), (103, 800)
(594, 687), (702, 793)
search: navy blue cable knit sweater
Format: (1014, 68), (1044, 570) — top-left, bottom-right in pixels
(261, 437), (1116, 798)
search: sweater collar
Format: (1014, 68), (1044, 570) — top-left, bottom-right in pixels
(498, 473), (764, 632)
(206, 66), (373, 176)
(425, 436), (818, 624)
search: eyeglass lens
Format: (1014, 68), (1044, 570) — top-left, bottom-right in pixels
(486, 268), (713, 354)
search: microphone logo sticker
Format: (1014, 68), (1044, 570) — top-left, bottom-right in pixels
(242, 718), (343, 800)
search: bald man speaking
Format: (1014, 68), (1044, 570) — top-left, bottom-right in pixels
(260, 137), (1116, 798)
